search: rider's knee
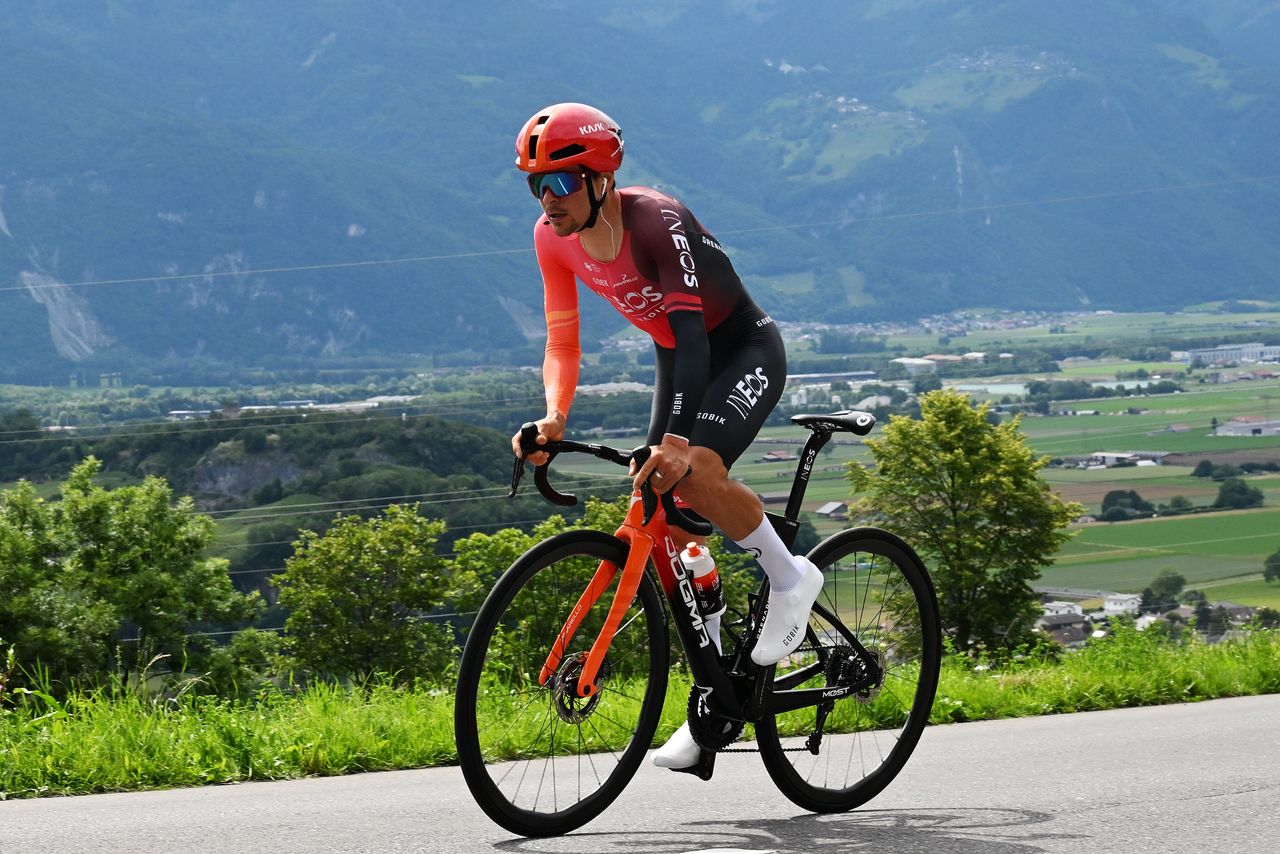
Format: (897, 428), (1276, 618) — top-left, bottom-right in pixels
(678, 447), (729, 501)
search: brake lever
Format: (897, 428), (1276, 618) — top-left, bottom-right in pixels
(509, 422), (541, 499)
(630, 445), (712, 534)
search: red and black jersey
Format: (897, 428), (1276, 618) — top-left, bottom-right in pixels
(535, 187), (760, 440)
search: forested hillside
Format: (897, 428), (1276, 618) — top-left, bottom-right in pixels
(2, 1), (1277, 383)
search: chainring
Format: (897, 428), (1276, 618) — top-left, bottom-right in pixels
(686, 684), (746, 751)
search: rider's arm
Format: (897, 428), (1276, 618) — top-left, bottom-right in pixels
(629, 198), (711, 443)
(535, 224), (580, 424)
(663, 309), (709, 442)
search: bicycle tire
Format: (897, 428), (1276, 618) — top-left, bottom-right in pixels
(454, 530), (669, 837)
(755, 527), (941, 813)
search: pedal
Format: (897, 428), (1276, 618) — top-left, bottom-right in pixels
(669, 748), (716, 781)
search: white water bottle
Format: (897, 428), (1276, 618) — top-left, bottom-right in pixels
(681, 542), (726, 655)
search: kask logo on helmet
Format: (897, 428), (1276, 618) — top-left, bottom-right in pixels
(579, 122), (610, 135)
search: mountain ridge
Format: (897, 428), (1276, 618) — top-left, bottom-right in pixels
(2, 1), (1277, 383)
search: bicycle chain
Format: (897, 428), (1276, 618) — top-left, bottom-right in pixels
(698, 638), (846, 755)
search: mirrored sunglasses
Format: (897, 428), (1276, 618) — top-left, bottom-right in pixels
(527, 171), (585, 198)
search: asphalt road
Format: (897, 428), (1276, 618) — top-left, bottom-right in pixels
(3, 694), (1277, 854)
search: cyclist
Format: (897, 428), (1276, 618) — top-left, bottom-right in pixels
(510, 103), (824, 770)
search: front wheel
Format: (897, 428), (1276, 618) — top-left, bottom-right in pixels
(756, 527), (941, 813)
(454, 530), (669, 837)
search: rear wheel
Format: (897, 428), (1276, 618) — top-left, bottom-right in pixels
(756, 527), (941, 812)
(454, 531), (669, 836)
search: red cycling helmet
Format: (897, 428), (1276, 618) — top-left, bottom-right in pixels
(514, 103), (624, 174)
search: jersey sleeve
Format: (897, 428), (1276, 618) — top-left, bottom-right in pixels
(534, 220), (581, 419)
(629, 197), (710, 440)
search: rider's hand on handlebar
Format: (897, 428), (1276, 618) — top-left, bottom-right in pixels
(629, 433), (689, 495)
(512, 413), (565, 466)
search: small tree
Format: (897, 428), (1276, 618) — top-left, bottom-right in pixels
(847, 389), (1082, 651)
(1101, 489), (1154, 516)
(1145, 570), (1186, 612)
(0, 458), (257, 690)
(1213, 477), (1264, 510)
(1253, 607), (1280, 629)
(1191, 460), (1214, 478)
(1263, 548), (1280, 583)
(275, 504), (454, 684)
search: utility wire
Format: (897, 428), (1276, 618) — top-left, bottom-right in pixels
(3, 174), (1275, 295)
(3, 247), (534, 293)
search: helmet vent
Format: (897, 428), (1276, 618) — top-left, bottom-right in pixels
(527, 134), (539, 161)
(549, 143), (586, 161)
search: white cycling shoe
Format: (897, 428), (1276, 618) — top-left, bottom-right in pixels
(750, 557), (824, 666)
(652, 722), (700, 769)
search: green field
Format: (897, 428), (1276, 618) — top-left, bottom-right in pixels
(886, 309), (1280, 355)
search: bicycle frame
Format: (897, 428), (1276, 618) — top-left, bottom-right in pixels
(537, 421), (882, 722)
(538, 489), (728, 700)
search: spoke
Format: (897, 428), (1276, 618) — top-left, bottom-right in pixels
(477, 686), (549, 753)
(492, 700), (556, 790)
(583, 712), (627, 767)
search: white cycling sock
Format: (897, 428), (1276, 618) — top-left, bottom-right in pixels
(734, 516), (804, 592)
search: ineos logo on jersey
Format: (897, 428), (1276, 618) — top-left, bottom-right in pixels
(659, 208), (700, 289)
(726, 366), (770, 419)
(605, 284), (662, 315)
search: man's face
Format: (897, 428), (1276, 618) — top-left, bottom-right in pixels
(531, 171), (593, 236)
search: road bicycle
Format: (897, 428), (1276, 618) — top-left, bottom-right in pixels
(454, 410), (941, 837)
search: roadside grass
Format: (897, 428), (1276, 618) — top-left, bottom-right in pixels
(4, 628), (1278, 799)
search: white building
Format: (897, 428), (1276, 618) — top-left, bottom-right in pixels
(890, 357), (937, 376)
(1043, 601), (1084, 617)
(1216, 418), (1280, 438)
(1104, 593), (1142, 615)
(1186, 342), (1280, 364)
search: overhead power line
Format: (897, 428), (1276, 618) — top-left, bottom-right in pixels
(2, 173), (1275, 295)
(2, 247), (534, 293)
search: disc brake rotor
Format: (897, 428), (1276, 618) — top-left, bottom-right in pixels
(549, 651), (605, 724)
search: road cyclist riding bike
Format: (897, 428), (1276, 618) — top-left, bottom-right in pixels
(456, 415), (941, 835)
(452, 103), (942, 837)
(507, 102), (824, 767)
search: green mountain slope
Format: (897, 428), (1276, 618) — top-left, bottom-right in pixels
(1, 1), (1277, 383)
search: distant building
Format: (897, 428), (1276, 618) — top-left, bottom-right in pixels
(855, 395), (892, 410)
(783, 370), (877, 384)
(1215, 418), (1280, 438)
(1042, 601), (1084, 617)
(815, 501), (848, 520)
(1104, 593), (1141, 615)
(577, 382), (651, 396)
(1084, 451), (1170, 467)
(890, 357), (937, 376)
(1037, 614), (1093, 649)
(1185, 342), (1280, 364)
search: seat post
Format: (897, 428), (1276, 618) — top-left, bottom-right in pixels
(770, 427), (835, 545)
